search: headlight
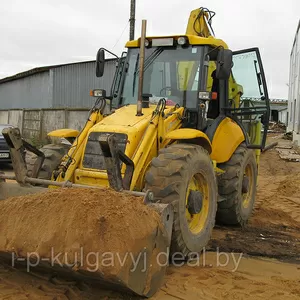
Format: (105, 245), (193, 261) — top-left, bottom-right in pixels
(198, 91), (211, 100)
(177, 36), (188, 45)
(198, 91), (218, 101)
(90, 89), (106, 98)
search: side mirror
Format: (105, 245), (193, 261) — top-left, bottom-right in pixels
(216, 48), (233, 80)
(96, 48), (105, 77)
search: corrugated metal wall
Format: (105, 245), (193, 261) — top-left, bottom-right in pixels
(0, 72), (51, 109)
(0, 60), (117, 109)
(288, 21), (300, 133)
(52, 60), (117, 108)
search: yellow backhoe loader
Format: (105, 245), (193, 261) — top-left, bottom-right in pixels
(0, 7), (270, 297)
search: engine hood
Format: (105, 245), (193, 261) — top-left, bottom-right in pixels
(92, 105), (156, 131)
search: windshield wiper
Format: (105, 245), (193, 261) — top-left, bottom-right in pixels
(132, 48), (164, 97)
(140, 48), (163, 74)
(132, 53), (139, 96)
(254, 60), (263, 96)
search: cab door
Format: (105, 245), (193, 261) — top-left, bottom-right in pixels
(230, 48), (270, 149)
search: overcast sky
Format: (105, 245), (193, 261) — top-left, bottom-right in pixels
(0, 0), (299, 98)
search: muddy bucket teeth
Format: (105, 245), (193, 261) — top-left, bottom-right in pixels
(0, 188), (173, 297)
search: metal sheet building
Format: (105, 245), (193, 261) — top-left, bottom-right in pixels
(288, 20), (300, 143)
(0, 59), (117, 109)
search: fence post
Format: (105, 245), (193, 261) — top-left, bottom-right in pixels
(64, 108), (68, 128)
(7, 110), (11, 125)
(39, 109), (44, 141)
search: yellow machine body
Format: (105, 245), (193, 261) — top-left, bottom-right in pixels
(0, 7), (268, 298)
(50, 6), (261, 190)
(53, 106), (248, 191)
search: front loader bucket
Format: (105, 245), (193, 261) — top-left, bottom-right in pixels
(0, 187), (173, 297)
(0, 127), (173, 296)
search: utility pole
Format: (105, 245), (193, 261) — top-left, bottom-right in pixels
(129, 0), (136, 41)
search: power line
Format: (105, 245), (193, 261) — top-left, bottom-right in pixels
(111, 21), (130, 51)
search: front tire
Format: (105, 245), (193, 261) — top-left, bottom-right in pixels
(145, 144), (217, 257)
(26, 143), (70, 180)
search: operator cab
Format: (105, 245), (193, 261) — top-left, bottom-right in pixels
(98, 35), (270, 150)
(110, 36), (231, 130)
(113, 36), (205, 110)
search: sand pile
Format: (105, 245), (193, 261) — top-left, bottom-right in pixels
(0, 188), (162, 279)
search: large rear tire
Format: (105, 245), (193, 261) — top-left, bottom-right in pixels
(145, 144), (217, 257)
(26, 143), (70, 180)
(216, 144), (257, 226)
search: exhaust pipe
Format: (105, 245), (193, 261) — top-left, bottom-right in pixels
(136, 19), (147, 116)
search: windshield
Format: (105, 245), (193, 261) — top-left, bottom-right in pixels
(120, 46), (204, 108)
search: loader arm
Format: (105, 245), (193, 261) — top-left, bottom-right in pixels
(131, 103), (184, 190)
(53, 108), (105, 183)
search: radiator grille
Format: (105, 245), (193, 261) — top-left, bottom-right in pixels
(83, 132), (127, 170)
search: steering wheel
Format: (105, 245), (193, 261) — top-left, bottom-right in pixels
(159, 86), (176, 96)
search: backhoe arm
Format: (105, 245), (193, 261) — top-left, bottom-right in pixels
(186, 8), (243, 108)
(186, 7), (215, 37)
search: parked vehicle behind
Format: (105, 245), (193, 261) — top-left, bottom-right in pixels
(0, 124), (13, 163)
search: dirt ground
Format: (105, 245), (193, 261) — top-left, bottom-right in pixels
(1, 135), (300, 299)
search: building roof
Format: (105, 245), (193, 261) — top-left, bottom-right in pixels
(0, 58), (117, 85)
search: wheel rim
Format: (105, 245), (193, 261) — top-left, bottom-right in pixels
(242, 164), (253, 208)
(185, 174), (210, 234)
